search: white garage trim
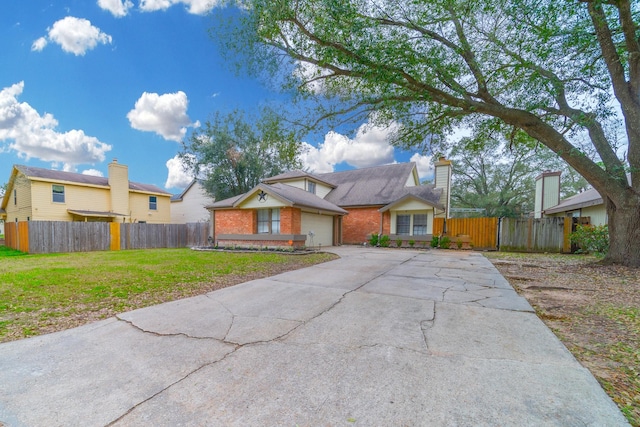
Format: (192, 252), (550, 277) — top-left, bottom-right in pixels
(301, 212), (334, 247)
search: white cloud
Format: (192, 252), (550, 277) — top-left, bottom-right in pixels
(140, 0), (220, 14)
(82, 168), (104, 177)
(97, 0), (134, 17)
(165, 155), (194, 189)
(300, 122), (397, 173)
(410, 153), (434, 180)
(0, 82), (112, 169)
(31, 37), (48, 52)
(127, 91), (199, 142)
(33, 17), (112, 56)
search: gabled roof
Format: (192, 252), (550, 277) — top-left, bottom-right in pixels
(228, 183), (347, 215)
(262, 170), (336, 188)
(171, 179), (208, 202)
(12, 165), (169, 195)
(379, 186), (444, 212)
(318, 162), (427, 207)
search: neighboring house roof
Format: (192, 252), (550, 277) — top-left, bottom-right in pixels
(318, 162), (438, 207)
(13, 165), (169, 195)
(171, 179), (203, 202)
(544, 187), (602, 214)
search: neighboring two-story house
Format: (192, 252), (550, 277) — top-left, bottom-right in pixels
(170, 180), (215, 224)
(208, 159), (452, 248)
(0, 159), (171, 224)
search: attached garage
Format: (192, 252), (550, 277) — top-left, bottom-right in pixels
(301, 212), (334, 247)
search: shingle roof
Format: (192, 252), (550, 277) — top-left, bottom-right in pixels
(14, 165), (170, 195)
(317, 163), (439, 207)
(266, 183), (347, 214)
(262, 170), (336, 188)
(544, 187), (602, 214)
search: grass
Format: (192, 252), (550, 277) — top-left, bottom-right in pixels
(0, 248), (337, 342)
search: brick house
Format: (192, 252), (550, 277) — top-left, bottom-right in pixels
(208, 159), (452, 248)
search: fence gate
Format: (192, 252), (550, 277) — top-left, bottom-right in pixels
(433, 217), (498, 250)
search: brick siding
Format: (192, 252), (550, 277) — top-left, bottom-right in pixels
(215, 210), (255, 235)
(342, 207), (390, 244)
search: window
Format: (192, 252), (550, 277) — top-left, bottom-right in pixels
(397, 215), (410, 235)
(307, 181), (316, 194)
(257, 208), (280, 234)
(52, 185), (65, 203)
(13, 189), (17, 205)
(413, 214), (428, 235)
(149, 196), (157, 210)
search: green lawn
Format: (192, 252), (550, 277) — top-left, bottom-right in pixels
(0, 248), (337, 342)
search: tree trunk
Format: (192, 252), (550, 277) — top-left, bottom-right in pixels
(603, 196), (640, 267)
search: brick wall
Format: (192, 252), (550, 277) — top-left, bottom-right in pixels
(280, 207), (302, 234)
(342, 207), (389, 244)
(214, 209), (255, 235)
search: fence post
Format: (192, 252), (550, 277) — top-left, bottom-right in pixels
(110, 222), (121, 251)
(563, 217), (572, 253)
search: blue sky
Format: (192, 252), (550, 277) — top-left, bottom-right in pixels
(0, 0), (433, 194)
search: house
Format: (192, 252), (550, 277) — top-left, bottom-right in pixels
(170, 180), (215, 224)
(0, 159), (171, 224)
(534, 171), (607, 226)
(207, 158), (452, 248)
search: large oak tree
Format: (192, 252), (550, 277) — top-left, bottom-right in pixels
(220, 0), (640, 266)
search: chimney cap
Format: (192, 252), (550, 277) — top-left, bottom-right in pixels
(112, 158), (118, 163)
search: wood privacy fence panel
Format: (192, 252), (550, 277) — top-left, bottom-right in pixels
(499, 217), (565, 253)
(433, 217), (498, 250)
(120, 223), (209, 250)
(28, 221), (110, 254)
(3, 221), (209, 253)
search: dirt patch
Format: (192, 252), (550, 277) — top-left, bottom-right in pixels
(487, 253), (639, 425)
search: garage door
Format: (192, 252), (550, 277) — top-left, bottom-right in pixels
(301, 213), (334, 247)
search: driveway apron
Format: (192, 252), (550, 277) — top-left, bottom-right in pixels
(0, 247), (629, 426)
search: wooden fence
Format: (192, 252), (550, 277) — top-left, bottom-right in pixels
(499, 217), (571, 253)
(432, 216), (577, 253)
(3, 221), (210, 254)
(433, 217), (498, 250)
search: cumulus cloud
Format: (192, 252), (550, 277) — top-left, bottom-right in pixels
(300, 122), (397, 173)
(140, 0), (221, 15)
(82, 168), (104, 177)
(97, 0), (134, 17)
(0, 82), (112, 169)
(127, 91), (199, 142)
(410, 153), (434, 180)
(165, 155), (194, 189)
(32, 16), (112, 56)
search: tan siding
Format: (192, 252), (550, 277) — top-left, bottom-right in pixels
(6, 173), (33, 222)
(130, 192), (171, 223)
(170, 182), (214, 224)
(316, 183), (332, 198)
(31, 181), (111, 221)
(581, 205), (607, 226)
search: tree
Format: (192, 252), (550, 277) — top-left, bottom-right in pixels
(180, 110), (302, 200)
(449, 121), (588, 217)
(218, 0), (640, 266)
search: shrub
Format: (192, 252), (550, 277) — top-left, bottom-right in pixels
(439, 236), (451, 249)
(456, 239), (462, 249)
(570, 224), (609, 256)
(379, 235), (391, 247)
(408, 239), (415, 247)
(430, 236), (439, 248)
(396, 238), (403, 247)
(369, 233), (379, 246)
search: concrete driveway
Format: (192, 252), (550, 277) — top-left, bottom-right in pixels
(0, 247), (628, 426)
